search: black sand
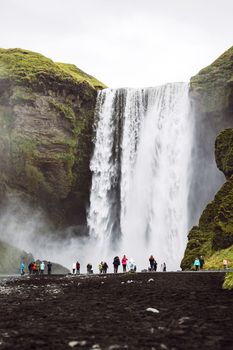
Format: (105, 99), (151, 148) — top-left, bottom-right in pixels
(0, 272), (232, 350)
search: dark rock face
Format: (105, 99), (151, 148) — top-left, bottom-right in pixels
(0, 48), (106, 229)
(182, 47), (233, 270)
(188, 46), (233, 227)
(182, 129), (233, 269)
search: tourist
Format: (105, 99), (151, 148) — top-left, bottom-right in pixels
(149, 255), (155, 271)
(32, 261), (37, 274)
(194, 257), (200, 271)
(128, 258), (136, 272)
(87, 263), (93, 274)
(113, 256), (120, 273)
(76, 261), (80, 274)
(103, 262), (108, 274)
(154, 259), (158, 271)
(199, 256), (205, 270)
(28, 262), (32, 275)
(162, 262), (166, 272)
(99, 261), (104, 273)
(20, 261), (25, 275)
(72, 262), (76, 274)
(122, 255), (128, 272)
(40, 261), (45, 274)
(223, 259), (228, 270)
(47, 261), (52, 275)
(36, 261), (40, 274)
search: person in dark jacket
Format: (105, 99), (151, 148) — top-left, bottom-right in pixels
(76, 261), (80, 274)
(47, 261), (52, 275)
(199, 256), (205, 270)
(103, 262), (108, 274)
(149, 255), (155, 271)
(113, 256), (120, 273)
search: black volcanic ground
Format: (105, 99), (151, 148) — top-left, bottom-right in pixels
(0, 272), (232, 350)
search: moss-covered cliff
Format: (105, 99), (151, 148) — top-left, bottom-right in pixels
(0, 48), (106, 228)
(182, 46), (233, 270)
(190, 46), (233, 114)
(182, 129), (233, 269)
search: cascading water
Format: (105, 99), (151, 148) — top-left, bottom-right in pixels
(88, 83), (193, 270)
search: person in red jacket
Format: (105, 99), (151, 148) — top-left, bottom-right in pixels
(122, 255), (128, 272)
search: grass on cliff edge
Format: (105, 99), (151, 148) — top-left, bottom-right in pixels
(223, 272), (233, 289)
(205, 246), (233, 270)
(0, 48), (106, 89)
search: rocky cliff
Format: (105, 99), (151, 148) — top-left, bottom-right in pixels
(0, 48), (106, 230)
(182, 128), (233, 269)
(182, 46), (233, 269)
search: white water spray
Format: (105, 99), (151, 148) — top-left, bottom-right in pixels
(88, 83), (193, 271)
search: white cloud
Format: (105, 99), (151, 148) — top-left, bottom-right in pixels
(0, 0), (233, 87)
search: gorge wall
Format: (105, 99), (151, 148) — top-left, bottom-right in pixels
(182, 46), (233, 269)
(0, 48), (106, 232)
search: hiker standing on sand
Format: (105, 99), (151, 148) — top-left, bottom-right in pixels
(103, 262), (108, 274)
(28, 262), (32, 275)
(76, 261), (80, 274)
(223, 259), (228, 270)
(113, 256), (120, 273)
(122, 255), (128, 272)
(32, 261), (37, 274)
(194, 257), (200, 271)
(47, 261), (52, 275)
(99, 262), (104, 273)
(199, 256), (205, 270)
(72, 262), (76, 274)
(149, 255), (155, 271)
(40, 261), (45, 274)
(20, 262), (25, 275)
(87, 263), (93, 274)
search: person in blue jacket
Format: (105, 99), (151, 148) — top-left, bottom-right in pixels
(194, 257), (200, 271)
(20, 261), (25, 275)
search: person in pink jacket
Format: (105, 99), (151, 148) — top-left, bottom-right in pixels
(122, 255), (128, 272)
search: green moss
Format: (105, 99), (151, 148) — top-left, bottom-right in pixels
(56, 62), (107, 89)
(215, 129), (233, 178)
(181, 227), (214, 270)
(205, 246), (233, 270)
(0, 106), (14, 128)
(190, 46), (233, 113)
(0, 48), (106, 90)
(11, 135), (37, 161)
(223, 272), (233, 289)
(11, 86), (36, 104)
(49, 99), (76, 123)
(25, 163), (52, 194)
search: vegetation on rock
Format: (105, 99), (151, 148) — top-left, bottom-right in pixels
(223, 272), (233, 289)
(181, 129), (233, 270)
(182, 46), (233, 270)
(0, 48), (106, 228)
(190, 46), (233, 113)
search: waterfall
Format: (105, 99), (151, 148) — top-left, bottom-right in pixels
(88, 83), (193, 270)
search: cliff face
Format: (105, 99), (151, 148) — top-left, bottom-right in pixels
(188, 46), (233, 227)
(182, 130), (233, 269)
(182, 46), (233, 270)
(0, 48), (106, 229)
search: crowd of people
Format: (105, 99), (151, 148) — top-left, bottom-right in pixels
(20, 261), (52, 275)
(71, 255), (165, 275)
(193, 256), (230, 270)
(20, 254), (231, 275)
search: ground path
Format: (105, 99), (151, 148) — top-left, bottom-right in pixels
(0, 272), (232, 350)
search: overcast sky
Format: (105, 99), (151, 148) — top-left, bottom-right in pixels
(1, 0), (233, 87)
